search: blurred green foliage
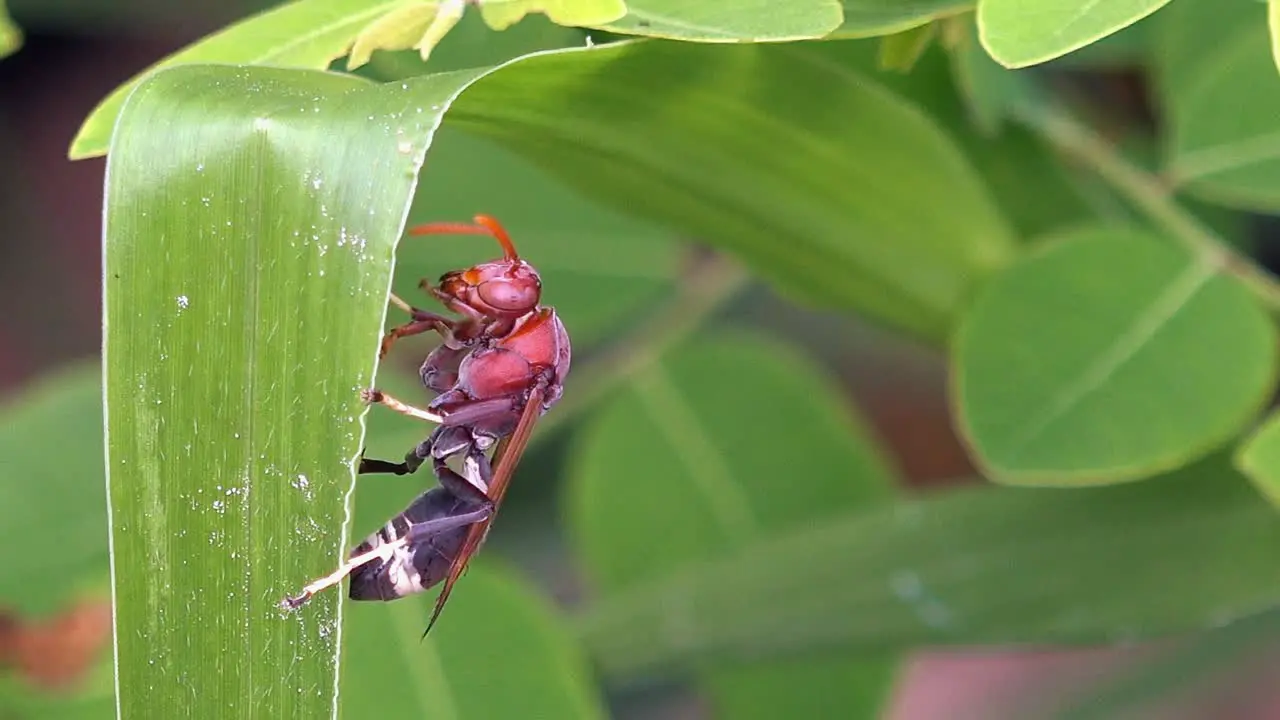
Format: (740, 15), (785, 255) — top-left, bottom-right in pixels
(4, 0), (1280, 717)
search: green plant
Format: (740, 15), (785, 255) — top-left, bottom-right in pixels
(6, 0), (1280, 716)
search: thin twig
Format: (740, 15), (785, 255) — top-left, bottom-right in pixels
(1012, 101), (1280, 310)
(535, 252), (753, 441)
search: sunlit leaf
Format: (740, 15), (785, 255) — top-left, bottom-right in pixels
(479, 0), (627, 30)
(578, 453), (1280, 676)
(450, 40), (1018, 341)
(568, 332), (901, 717)
(953, 226), (1276, 485)
(592, 0), (841, 42)
(102, 62), (488, 717)
(348, 1), (448, 68)
(978, 0), (1173, 68)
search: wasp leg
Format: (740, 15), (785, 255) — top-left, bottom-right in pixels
(420, 342), (465, 394)
(281, 504), (491, 610)
(361, 388), (443, 423)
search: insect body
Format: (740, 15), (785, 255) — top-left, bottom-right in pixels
(282, 215), (570, 634)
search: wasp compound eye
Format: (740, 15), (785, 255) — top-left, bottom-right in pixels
(478, 278), (538, 312)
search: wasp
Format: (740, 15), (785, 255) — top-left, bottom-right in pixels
(283, 215), (570, 634)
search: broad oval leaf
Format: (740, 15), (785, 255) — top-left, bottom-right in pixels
(592, 0), (842, 42)
(340, 564), (606, 719)
(952, 226), (1276, 486)
(103, 63), (492, 717)
(450, 40), (1018, 341)
(578, 453), (1280, 675)
(568, 332), (900, 717)
(1156, 0), (1280, 210)
(978, 0), (1172, 68)
(0, 365), (106, 615)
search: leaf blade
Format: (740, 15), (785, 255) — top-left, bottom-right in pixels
(978, 0), (1173, 68)
(952, 226), (1276, 485)
(102, 62), (487, 717)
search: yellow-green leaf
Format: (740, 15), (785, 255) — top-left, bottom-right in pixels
(0, 0), (21, 60)
(592, 0), (841, 42)
(479, 0), (627, 30)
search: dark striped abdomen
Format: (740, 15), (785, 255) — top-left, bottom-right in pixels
(347, 488), (471, 602)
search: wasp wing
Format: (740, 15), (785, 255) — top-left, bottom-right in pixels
(422, 383), (547, 636)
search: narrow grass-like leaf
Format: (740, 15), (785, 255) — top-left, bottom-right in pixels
(591, 0), (842, 42)
(103, 62), (489, 717)
(577, 453), (1280, 677)
(952, 226), (1276, 485)
(0, 0), (21, 59)
(978, 0), (1173, 68)
(568, 332), (901, 717)
(0, 365), (106, 615)
(450, 40), (1018, 340)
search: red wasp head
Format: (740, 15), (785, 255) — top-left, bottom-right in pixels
(409, 214), (542, 319)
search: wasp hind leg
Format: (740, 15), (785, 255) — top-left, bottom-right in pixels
(280, 504), (492, 610)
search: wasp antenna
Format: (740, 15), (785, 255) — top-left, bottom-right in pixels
(406, 215), (521, 262)
(472, 214), (519, 262)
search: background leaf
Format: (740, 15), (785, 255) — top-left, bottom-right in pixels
(834, 0), (969, 38)
(568, 332), (901, 717)
(0, 0), (20, 59)
(1237, 410), (1280, 508)
(102, 62), (492, 717)
(578, 453), (1280, 677)
(978, 0), (1173, 68)
(592, 0), (843, 42)
(478, 0), (626, 30)
(952, 226), (1276, 485)
(1156, 0), (1280, 211)
(449, 40), (1018, 341)
(340, 564), (606, 719)
(0, 365), (106, 615)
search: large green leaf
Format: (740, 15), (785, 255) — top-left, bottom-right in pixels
(568, 332), (901, 717)
(978, 0), (1172, 68)
(1155, 0), (1280, 210)
(592, 0), (843, 41)
(0, 365), (106, 615)
(102, 62), (489, 717)
(449, 40), (1018, 341)
(953, 226), (1276, 486)
(577, 453), (1280, 677)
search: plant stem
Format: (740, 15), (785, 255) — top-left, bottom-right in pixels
(535, 251), (752, 441)
(1013, 101), (1280, 310)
